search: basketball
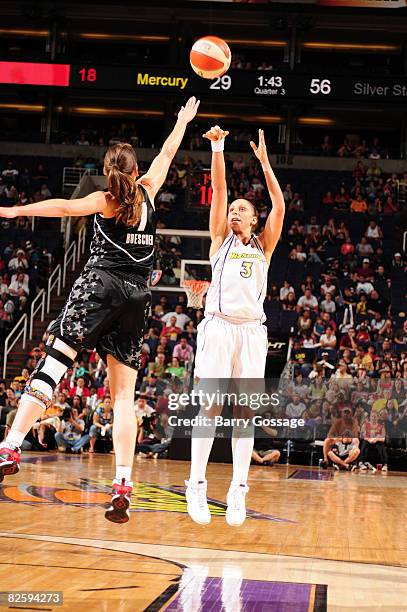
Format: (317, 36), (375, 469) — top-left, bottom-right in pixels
(190, 36), (231, 79)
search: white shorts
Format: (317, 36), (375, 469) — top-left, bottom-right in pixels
(194, 315), (268, 379)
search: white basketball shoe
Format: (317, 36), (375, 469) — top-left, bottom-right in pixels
(185, 479), (211, 525)
(226, 484), (249, 526)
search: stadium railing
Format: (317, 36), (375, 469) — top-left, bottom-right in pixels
(62, 167), (99, 198)
(2, 315), (28, 379)
(2, 224), (87, 380)
(29, 289), (45, 340)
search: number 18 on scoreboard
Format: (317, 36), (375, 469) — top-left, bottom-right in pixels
(187, 170), (213, 208)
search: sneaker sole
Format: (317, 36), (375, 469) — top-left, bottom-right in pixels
(104, 494), (130, 524)
(225, 513), (246, 527)
(186, 510), (211, 525)
(0, 460), (20, 482)
(186, 500), (211, 525)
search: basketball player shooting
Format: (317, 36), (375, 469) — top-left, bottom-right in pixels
(0, 96), (200, 524)
(185, 126), (285, 526)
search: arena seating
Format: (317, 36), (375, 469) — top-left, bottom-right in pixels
(1, 151), (405, 470)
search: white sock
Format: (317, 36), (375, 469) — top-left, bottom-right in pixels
(4, 430), (26, 450)
(231, 428), (254, 487)
(115, 466), (132, 482)
(189, 417), (217, 483)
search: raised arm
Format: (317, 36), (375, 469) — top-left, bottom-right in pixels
(0, 191), (107, 219)
(202, 125), (230, 256)
(137, 96), (200, 200)
(251, 129), (285, 265)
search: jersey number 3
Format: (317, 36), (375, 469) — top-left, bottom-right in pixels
(240, 261), (253, 278)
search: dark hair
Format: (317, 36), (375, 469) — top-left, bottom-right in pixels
(104, 143), (144, 227)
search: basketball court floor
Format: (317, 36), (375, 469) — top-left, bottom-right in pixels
(0, 453), (406, 611)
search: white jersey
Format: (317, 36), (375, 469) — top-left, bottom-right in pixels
(204, 232), (268, 323)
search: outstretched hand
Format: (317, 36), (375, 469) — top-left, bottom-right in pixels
(202, 125), (229, 142)
(178, 96), (200, 124)
(250, 129), (268, 165)
(0, 207), (17, 219)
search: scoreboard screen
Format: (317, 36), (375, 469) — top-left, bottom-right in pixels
(187, 170), (212, 209)
(1, 61), (407, 103)
(70, 65), (407, 103)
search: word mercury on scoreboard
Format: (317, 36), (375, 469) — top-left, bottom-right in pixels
(0, 62), (407, 102)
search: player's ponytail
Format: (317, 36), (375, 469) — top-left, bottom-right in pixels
(104, 143), (144, 227)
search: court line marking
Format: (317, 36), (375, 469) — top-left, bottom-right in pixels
(80, 585), (140, 592)
(0, 558), (180, 577)
(1, 532), (406, 571)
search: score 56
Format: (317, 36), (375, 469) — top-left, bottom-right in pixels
(309, 78), (331, 95)
(78, 67), (97, 82)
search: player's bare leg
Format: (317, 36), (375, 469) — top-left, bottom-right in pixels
(105, 354), (138, 523)
(0, 338), (78, 481)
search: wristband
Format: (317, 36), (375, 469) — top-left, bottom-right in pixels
(211, 138), (225, 152)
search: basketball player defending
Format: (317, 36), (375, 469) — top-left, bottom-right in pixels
(185, 126), (285, 526)
(0, 96), (200, 523)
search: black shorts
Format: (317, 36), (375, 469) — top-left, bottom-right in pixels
(48, 267), (151, 370)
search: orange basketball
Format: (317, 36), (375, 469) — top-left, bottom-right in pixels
(190, 36), (231, 79)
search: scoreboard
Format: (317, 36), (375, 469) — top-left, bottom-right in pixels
(1, 61), (407, 103)
(187, 170), (213, 209)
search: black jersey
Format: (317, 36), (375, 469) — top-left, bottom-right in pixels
(85, 185), (156, 282)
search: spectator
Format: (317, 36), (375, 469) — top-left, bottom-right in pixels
(320, 292), (336, 315)
(322, 407), (360, 467)
(328, 437), (360, 471)
(165, 357), (186, 379)
(97, 377), (110, 400)
(160, 315), (182, 341)
(359, 411), (388, 471)
(285, 395), (306, 418)
(161, 304), (190, 330)
(252, 413), (281, 466)
(33, 403), (63, 449)
(319, 326), (337, 350)
(89, 398), (114, 453)
(69, 377), (91, 398)
(356, 237), (374, 259)
(350, 195), (367, 214)
(173, 337), (194, 364)
(392, 252), (404, 268)
(297, 289), (319, 313)
(365, 220), (383, 242)
(54, 407), (89, 453)
(331, 360), (353, 387)
(339, 328), (358, 354)
(148, 353), (167, 378)
(280, 280), (295, 301)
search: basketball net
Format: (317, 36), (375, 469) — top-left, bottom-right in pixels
(182, 280), (210, 309)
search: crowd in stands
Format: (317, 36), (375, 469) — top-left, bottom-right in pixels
(320, 135), (391, 160)
(0, 160), (54, 214)
(0, 150), (406, 470)
(0, 159), (57, 343)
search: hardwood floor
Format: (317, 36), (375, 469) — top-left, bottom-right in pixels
(0, 453), (406, 610)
